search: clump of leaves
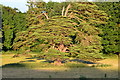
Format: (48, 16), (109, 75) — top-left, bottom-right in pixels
(40, 49), (69, 65)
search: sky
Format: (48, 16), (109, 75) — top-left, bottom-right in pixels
(0, 0), (28, 12)
(0, 0), (93, 13)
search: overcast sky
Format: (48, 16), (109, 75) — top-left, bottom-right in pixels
(0, 0), (93, 12)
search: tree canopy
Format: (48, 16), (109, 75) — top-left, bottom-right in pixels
(13, 2), (108, 59)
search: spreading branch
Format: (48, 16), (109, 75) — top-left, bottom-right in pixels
(64, 4), (71, 17)
(68, 12), (73, 18)
(43, 13), (49, 19)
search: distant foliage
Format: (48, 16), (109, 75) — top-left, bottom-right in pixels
(0, 5), (2, 50)
(96, 2), (120, 55)
(2, 6), (27, 51)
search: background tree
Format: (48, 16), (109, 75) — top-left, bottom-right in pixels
(0, 5), (2, 51)
(2, 6), (16, 50)
(2, 6), (27, 51)
(95, 2), (120, 55)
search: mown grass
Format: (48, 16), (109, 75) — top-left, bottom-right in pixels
(2, 53), (88, 68)
(2, 53), (118, 78)
(2, 53), (118, 69)
(2, 61), (88, 68)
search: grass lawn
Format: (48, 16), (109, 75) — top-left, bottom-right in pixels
(1, 53), (119, 78)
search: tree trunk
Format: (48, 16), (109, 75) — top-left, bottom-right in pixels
(58, 43), (64, 52)
(68, 12), (73, 18)
(62, 47), (68, 52)
(58, 44), (68, 52)
(12, 54), (19, 58)
(54, 59), (63, 66)
(52, 44), (55, 49)
(64, 4), (71, 17)
(62, 6), (65, 16)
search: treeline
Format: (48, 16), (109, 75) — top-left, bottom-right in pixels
(1, 5), (27, 51)
(1, 2), (120, 59)
(96, 2), (120, 55)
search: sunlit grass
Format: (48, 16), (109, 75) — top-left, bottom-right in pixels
(2, 54), (88, 69)
(1, 53), (118, 71)
(1, 53), (118, 78)
(2, 54), (26, 66)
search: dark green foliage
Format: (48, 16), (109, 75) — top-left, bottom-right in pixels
(13, 13), (27, 33)
(0, 31), (2, 50)
(0, 5), (2, 51)
(96, 2), (120, 54)
(2, 6), (15, 50)
(2, 6), (27, 51)
(66, 2), (108, 59)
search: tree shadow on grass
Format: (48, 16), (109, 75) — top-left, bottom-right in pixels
(2, 63), (26, 68)
(69, 59), (97, 64)
(2, 59), (36, 68)
(26, 60), (36, 62)
(1, 60), (118, 79)
(42, 59), (97, 64)
(19, 60), (36, 63)
(25, 57), (36, 59)
(2, 56), (118, 79)
(25, 56), (98, 64)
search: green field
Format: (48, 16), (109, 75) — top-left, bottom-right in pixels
(1, 53), (118, 78)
